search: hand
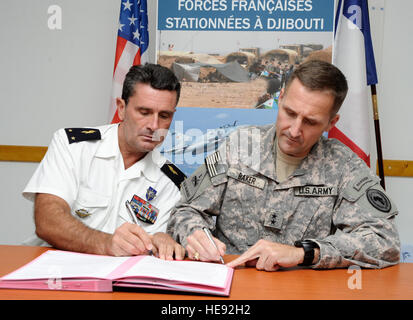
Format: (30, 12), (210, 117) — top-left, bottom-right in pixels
(105, 222), (153, 256)
(151, 232), (185, 260)
(186, 229), (226, 262)
(226, 240), (304, 271)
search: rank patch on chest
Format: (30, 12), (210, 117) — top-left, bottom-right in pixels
(295, 186), (337, 196)
(264, 211), (283, 230)
(227, 168), (265, 189)
(130, 195), (159, 224)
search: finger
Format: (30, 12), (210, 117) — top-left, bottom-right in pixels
(264, 256), (279, 272)
(151, 244), (159, 258)
(215, 238), (226, 257)
(164, 243), (175, 261)
(226, 248), (260, 268)
(129, 225), (153, 252)
(196, 232), (224, 262)
(186, 232), (210, 261)
(174, 244), (185, 260)
(186, 244), (198, 260)
(255, 255), (267, 271)
(114, 235), (145, 256)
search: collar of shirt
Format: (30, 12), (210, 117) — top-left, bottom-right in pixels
(238, 124), (327, 188)
(93, 124), (167, 182)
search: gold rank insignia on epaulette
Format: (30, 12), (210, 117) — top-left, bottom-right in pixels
(161, 161), (186, 189)
(65, 128), (101, 144)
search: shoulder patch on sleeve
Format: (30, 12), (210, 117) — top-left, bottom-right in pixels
(205, 151), (227, 178)
(181, 164), (209, 201)
(366, 188), (392, 213)
(65, 128), (101, 144)
(343, 173), (379, 202)
(161, 161), (187, 189)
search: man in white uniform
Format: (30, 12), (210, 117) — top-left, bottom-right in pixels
(23, 64), (186, 259)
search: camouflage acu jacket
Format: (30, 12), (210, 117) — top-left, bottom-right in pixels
(167, 124), (400, 269)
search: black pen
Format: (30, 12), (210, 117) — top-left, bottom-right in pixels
(202, 227), (225, 264)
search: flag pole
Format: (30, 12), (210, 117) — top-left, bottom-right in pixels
(370, 84), (385, 190)
(366, 0), (385, 190)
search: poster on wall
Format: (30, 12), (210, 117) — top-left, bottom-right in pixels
(156, 0), (335, 176)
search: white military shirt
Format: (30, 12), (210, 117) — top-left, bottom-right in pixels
(23, 124), (184, 246)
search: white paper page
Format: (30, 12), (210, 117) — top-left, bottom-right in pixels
(2, 250), (129, 280)
(122, 256), (229, 288)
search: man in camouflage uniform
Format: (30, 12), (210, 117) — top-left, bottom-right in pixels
(167, 60), (400, 270)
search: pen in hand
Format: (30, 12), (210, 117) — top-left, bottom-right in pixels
(125, 200), (153, 255)
(202, 227), (225, 264)
(125, 200), (142, 227)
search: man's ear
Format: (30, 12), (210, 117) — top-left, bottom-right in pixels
(278, 87), (285, 101)
(327, 114), (340, 132)
(116, 98), (126, 121)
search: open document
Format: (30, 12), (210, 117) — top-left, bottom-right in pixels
(0, 250), (234, 296)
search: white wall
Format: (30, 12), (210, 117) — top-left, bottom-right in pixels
(0, 0), (157, 245)
(0, 0), (411, 246)
(371, 0), (413, 246)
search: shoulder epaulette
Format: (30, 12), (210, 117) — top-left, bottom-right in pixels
(65, 128), (101, 144)
(161, 161), (187, 189)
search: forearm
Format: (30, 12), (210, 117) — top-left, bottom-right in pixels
(310, 218), (400, 269)
(34, 193), (111, 255)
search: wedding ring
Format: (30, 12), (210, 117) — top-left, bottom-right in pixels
(194, 252), (200, 261)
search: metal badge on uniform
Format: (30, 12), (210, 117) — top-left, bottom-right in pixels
(145, 186), (157, 202)
(295, 186), (337, 197)
(75, 209), (91, 218)
(227, 167), (265, 189)
(130, 195), (159, 224)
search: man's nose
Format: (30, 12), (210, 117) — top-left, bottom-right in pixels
(289, 118), (302, 138)
(147, 114), (159, 132)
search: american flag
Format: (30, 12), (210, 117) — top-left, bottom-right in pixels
(328, 0), (378, 166)
(109, 0), (149, 123)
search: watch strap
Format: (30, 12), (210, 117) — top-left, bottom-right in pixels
(295, 240), (319, 266)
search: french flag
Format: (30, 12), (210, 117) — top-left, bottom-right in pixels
(109, 0), (149, 123)
(328, 0), (378, 166)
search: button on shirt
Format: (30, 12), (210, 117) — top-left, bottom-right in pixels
(23, 124), (182, 246)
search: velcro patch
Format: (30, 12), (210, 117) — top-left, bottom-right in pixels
(227, 168), (265, 189)
(295, 186), (337, 197)
(264, 211), (283, 230)
(181, 168), (208, 201)
(205, 151), (227, 178)
(366, 188), (392, 213)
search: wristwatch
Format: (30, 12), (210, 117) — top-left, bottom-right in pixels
(294, 240), (319, 266)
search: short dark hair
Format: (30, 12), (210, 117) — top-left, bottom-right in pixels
(122, 63), (181, 106)
(285, 60), (348, 115)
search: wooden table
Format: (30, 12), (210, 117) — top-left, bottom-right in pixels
(1, 245), (412, 300)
